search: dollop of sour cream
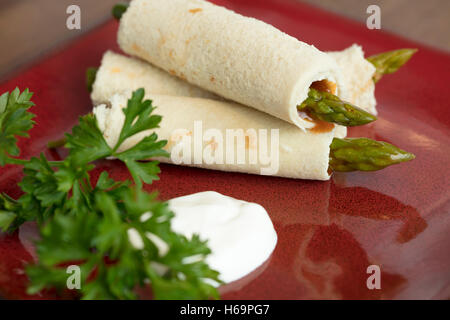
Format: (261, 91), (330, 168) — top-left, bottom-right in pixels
(169, 191), (277, 284)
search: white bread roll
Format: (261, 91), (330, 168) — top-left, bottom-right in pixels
(94, 94), (336, 180)
(118, 0), (347, 131)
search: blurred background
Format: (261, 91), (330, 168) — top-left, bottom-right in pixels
(0, 0), (449, 82)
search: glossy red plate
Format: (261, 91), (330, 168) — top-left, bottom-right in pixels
(0, 0), (449, 300)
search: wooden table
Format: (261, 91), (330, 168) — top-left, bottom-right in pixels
(0, 0), (449, 82)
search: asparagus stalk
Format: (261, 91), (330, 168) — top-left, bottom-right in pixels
(298, 88), (378, 127)
(367, 49), (418, 83)
(113, 2), (130, 20)
(330, 137), (415, 172)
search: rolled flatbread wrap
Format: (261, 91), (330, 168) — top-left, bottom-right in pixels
(118, 0), (347, 131)
(92, 51), (348, 139)
(93, 94), (336, 180)
(93, 50), (375, 113)
(91, 51), (218, 104)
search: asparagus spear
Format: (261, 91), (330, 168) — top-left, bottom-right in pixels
(113, 2), (130, 20)
(367, 49), (417, 83)
(330, 137), (415, 172)
(298, 88), (378, 127)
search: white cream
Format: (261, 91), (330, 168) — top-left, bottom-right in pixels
(168, 191), (277, 284)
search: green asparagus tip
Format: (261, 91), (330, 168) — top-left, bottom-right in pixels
(113, 2), (130, 20)
(299, 88), (377, 127)
(330, 137), (415, 172)
(367, 48), (418, 83)
(86, 67), (98, 93)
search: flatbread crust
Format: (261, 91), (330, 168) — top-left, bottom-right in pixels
(91, 51), (218, 105)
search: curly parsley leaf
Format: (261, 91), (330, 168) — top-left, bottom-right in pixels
(114, 89), (163, 149)
(115, 132), (168, 188)
(52, 113), (112, 196)
(65, 113), (113, 166)
(17, 154), (67, 225)
(0, 87), (220, 300)
(0, 88), (35, 165)
(0, 209), (16, 232)
(57, 88), (168, 189)
(109, 89), (169, 188)
(0, 193), (19, 231)
(27, 187), (220, 300)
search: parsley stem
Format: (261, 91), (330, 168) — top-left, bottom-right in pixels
(47, 138), (66, 149)
(48, 161), (64, 166)
(6, 157), (62, 167)
(5, 158), (28, 165)
(86, 67), (98, 93)
(81, 178), (93, 194)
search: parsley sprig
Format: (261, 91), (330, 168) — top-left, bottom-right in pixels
(0, 88), (220, 299)
(0, 88), (35, 166)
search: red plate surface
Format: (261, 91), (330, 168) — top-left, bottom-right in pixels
(0, 0), (449, 300)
